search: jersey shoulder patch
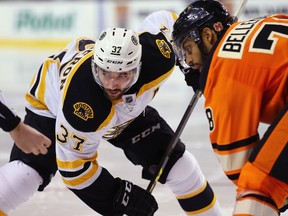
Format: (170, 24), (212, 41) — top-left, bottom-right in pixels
(140, 32), (175, 74)
(155, 38), (172, 58)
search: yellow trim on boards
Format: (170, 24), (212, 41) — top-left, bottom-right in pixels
(0, 38), (71, 50)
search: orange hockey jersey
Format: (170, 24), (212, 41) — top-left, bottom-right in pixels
(200, 14), (288, 183)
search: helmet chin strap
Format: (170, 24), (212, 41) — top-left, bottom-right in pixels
(122, 61), (142, 93)
(121, 75), (138, 93)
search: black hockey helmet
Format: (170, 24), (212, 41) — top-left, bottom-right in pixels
(172, 0), (233, 65)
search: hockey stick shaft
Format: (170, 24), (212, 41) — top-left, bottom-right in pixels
(146, 90), (202, 193)
(234, 0), (248, 20)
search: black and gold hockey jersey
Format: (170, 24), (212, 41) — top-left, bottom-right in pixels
(25, 20), (175, 190)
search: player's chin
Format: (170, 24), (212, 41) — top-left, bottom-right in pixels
(104, 89), (123, 100)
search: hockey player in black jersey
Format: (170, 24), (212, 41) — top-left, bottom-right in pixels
(0, 11), (222, 216)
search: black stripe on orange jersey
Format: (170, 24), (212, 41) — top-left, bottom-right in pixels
(272, 143), (288, 183)
(249, 104), (288, 183)
(212, 134), (259, 152)
(241, 193), (277, 210)
(177, 181), (216, 214)
(227, 172), (240, 182)
(249, 104), (287, 160)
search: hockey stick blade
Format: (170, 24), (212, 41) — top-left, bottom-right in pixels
(147, 90), (202, 193)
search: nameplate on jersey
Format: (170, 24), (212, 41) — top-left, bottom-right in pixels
(217, 18), (260, 59)
(60, 47), (93, 90)
(122, 94), (137, 112)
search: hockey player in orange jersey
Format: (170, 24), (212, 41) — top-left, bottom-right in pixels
(172, 0), (288, 215)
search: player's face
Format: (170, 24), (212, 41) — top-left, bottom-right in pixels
(98, 69), (134, 100)
(181, 38), (206, 72)
(181, 27), (216, 72)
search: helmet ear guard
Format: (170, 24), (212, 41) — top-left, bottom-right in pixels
(92, 27), (142, 89)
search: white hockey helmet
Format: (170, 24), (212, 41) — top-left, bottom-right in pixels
(92, 27), (142, 90)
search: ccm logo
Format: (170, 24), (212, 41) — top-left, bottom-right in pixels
(107, 60), (123, 64)
(131, 123), (160, 144)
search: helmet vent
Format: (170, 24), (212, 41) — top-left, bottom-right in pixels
(98, 57), (103, 63)
(172, 0), (233, 49)
(123, 29), (127, 37)
(93, 27), (142, 81)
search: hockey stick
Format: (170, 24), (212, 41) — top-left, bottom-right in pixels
(233, 0), (248, 22)
(146, 0), (248, 194)
(146, 90), (202, 193)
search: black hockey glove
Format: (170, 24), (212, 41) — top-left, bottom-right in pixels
(176, 59), (201, 93)
(113, 178), (158, 216)
(0, 101), (21, 132)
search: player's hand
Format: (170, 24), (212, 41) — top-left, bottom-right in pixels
(176, 58), (201, 92)
(9, 122), (51, 155)
(113, 178), (158, 216)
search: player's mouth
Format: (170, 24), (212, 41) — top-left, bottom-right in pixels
(192, 64), (203, 72)
(104, 89), (123, 100)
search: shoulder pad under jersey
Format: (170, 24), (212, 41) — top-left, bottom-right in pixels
(138, 10), (178, 41)
(60, 45), (113, 132)
(134, 32), (175, 86)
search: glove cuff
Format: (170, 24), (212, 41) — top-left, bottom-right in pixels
(2, 115), (21, 132)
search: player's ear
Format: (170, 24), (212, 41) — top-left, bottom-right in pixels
(202, 27), (213, 43)
(201, 27), (217, 50)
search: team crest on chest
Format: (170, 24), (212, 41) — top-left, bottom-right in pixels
(73, 102), (94, 121)
(156, 39), (171, 58)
